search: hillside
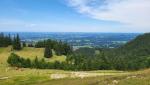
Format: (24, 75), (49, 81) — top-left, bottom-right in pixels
(119, 33), (150, 56)
(101, 33), (150, 70)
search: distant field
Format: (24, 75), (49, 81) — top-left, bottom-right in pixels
(0, 47), (150, 85)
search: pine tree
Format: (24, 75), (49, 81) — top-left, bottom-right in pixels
(25, 58), (31, 67)
(13, 34), (22, 50)
(33, 56), (39, 68)
(8, 34), (12, 45)
(16, 34), (22, 50)
(5, 34), (12, 46)
(44, 46), (52, 58)
(23, 42), (26, 47)
(12, 36), (16, 49)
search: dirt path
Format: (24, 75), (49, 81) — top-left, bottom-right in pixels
(50, 72), (127, 79)
(0, 77), (9, 80)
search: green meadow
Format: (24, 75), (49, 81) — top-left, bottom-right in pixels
(0, 47), (150, 85)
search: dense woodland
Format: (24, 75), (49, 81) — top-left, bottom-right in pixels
(4, 33), (150, 71)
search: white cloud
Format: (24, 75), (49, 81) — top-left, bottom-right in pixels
(67, 0), (150, 29)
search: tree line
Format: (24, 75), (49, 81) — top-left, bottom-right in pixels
(0, 33), (23, 50)
(7, 53), (72, 70)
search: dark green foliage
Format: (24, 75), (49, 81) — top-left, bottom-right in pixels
(44, 46), (52, 58)
(7, 53), (21, 67)
(100, 33), (150, 70)
(35, 40), (46, 48)
(12, 34), (22, 50)
(7, 53), (31, 68)
(35, 39), (72, 56)
(74, 47), (95, 56)
(25, 58), (31, 67)
(32, 56), (40, 68)
(22, 42), (26, 47)
(7, 53), (66, 69)
(28, 43), (34, 47)
(0, 33), (12, 47)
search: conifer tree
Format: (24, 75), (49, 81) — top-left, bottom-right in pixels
(23, 42), (26, 47)
(44, 46), (52, 58)
(13, 34), (22, 50)
(0, 33), (4, 47)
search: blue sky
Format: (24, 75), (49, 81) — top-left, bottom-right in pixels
(0, 0), (149, 32)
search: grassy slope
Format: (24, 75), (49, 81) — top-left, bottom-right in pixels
(36, 69), (150, 85)
(0, 47), (149, 85)
(0, 46), (66, 64)
(0, 47), (67, 85)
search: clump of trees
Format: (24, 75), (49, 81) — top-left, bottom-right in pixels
(35, 39), (72, 56)
(12, 34), (22, 50)
(27, 43), (34, 47)
(7, 53), (67, 69)
(6, 52), (116, 71)
(0, 33), (12, 47)
(0, 33), (23, 51)
(7, 53), (31, 68)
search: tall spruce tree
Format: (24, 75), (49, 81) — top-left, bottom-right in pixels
(13, 34), (22, 50)
(44, 46), (52, 58)
(8, 34), (12, 45)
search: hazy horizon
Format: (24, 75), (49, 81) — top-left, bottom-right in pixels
(1, 31), (144, 33)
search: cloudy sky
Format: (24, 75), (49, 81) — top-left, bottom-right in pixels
(0, 0), (149, 32)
